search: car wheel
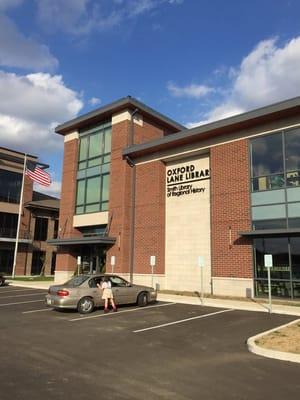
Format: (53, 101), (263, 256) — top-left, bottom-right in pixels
(77, 297), (94, 314)
(137, 292), (148, 307)
(0, 278), (5, 287)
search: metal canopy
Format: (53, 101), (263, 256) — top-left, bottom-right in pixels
(239, 228), (300, 237)
(47, 236), (116, 246)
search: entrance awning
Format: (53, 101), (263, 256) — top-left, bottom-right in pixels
(239, 228), (300, 237)
(47, 236), (116, 246)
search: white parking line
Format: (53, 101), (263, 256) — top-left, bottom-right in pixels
(22, 308), (52, 314)
(69, 302), (177, 322)
(0, 292), (46, 299)
(133, 308), (235, 333)
(0, 300), (44, 307)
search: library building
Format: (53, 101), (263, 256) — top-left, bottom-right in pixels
(49, 96), (300, 300)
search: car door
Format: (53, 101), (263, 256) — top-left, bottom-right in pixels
(109, 276), (136, 305)
(87, 277), (104, 306)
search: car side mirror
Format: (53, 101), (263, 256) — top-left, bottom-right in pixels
(126, 282), (131, 287)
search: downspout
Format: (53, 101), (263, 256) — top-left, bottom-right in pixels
(128, 108), (139, 283)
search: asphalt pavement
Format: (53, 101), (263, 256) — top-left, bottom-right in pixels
(0, 285), (299, 400)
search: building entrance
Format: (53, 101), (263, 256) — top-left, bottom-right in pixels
(80, 245), (106, 274)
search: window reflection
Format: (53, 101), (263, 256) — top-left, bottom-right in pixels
(251, 133), (283, 177)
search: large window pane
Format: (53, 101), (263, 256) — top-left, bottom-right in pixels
(76, 180), (85, 205)
(101, 174), (109, 202)
(104, 128), (112, 154)
(76, 123), (111, 215)
(0, 170), (22, 203)
(254, 237), (290, 280)
(285, 128), (300, 171)
(253, 219), (287, 230)
(252, 204), (286, 221)
(251, 133), (283, 177)
(79, 136), (88, 161)
(89, 133), (102, 158)
(86, 176), (101, 204)
(290, 237), (300, 280)
(255, 279), (292, 298)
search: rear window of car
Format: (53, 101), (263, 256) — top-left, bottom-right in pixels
(64, 275), (89, 287)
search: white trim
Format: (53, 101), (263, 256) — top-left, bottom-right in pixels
(73, 211), (109, 227)
(64, 131), (79, 142)
(112, 110), (143, 126)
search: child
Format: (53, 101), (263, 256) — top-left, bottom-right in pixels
(97, 277), (117, 313)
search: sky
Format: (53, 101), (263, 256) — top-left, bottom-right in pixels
(0, 0), (300, 198)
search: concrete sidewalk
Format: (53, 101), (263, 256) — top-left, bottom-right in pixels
(5, 280), (300, 316)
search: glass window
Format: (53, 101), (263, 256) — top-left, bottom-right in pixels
(76, 122), (111, 214)
(0, 212), (18, 238)
(285, 128), (300, 172)
(253, 219), (287, 230)
(76, 180), (85, 205)
(290, 237), (300, 280)
(89, 132), (102, 158)
(251, 133), (283, 177)
(254, 238), (290, 280)
(86, 176), (101, 204)
(288, 203), (300, 218)
(0, 169), (22, 203)
(252, 204), (286, 221)
(109, 276), (128, 287)
(79, 136), (88, 161)
(251, 190), (285, 206)
(34, 218), (48, 241)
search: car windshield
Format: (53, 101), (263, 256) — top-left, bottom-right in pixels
(64, 275), (89, 287)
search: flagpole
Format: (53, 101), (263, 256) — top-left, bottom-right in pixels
(12, 154), (27, 278)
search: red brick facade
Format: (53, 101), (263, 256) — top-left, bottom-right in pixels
(210, 139), (253, 279)
(106, 117), (166, 275)
(56, 138), (81, 273)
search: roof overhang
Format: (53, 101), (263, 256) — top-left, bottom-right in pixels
(123, 96), (300, 161)
(55, 96), (184, 135)
(48, 236), (116, 246)
(239, 228), (300, 238)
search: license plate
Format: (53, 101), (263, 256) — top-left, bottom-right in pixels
(47, 298), (52, 305)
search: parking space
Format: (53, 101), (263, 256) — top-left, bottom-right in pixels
(1, 285), (299, 400)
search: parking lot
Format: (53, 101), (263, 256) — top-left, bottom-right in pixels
(0, 285), (299, 400)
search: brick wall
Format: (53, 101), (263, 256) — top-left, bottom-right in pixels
(134, 161), (165, 274)
(107, 117), (166, 274)
(56, 138), (81, 273)
(210, 139), (253, 279)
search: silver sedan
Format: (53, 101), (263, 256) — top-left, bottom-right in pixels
(46, 274), (157, 314)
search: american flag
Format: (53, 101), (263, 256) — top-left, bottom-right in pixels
(25, 161), (51, 187)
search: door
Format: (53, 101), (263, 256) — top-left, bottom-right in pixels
(87, 277), (104, 306)
(109, 276), (137, 304)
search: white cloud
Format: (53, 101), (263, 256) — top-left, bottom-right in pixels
(35, 180), (61, 198)
(0, 0), (23, 11)
(0, 71), (83, 153)
(88, 97), (101, 106)
(167, 81), (214, 99)
(36, 0), (183, 35)
(0, 14), (58, 70)
(188, 37), (300, 127)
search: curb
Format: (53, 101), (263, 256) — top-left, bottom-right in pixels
(6, 281), (51, 290)
(247, 319), (300, 364)
(157, 294), (300, 316)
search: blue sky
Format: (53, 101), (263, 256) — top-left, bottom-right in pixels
(0, 0), (300, 197)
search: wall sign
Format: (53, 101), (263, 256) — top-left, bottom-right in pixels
(166, 163), (210, 198)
